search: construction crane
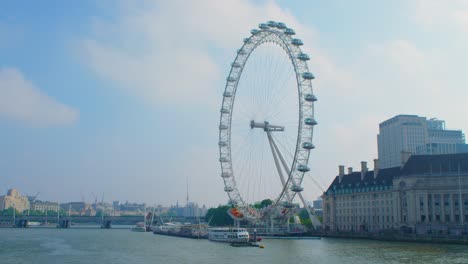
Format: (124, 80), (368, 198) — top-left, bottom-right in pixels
(26, 192), (40, 216)
(29, 192), (40, 203)
(91, 192), (98, 210)
(80, 190), (87, 216)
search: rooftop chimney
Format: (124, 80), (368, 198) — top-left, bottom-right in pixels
(348, 167), (353, 174)
(338, 165), (345, 183)
(361, 161), (367, 181)
(373, 159), (379, 179)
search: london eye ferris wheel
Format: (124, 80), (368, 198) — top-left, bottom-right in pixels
(218, 21), (319, 226)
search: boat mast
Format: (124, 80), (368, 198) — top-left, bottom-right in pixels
(150, 206), (156, 228)
(143, 207), (146, 228)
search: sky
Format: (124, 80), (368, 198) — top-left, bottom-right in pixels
(1, 0), (468, 207)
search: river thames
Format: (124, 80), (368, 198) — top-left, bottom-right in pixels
(0, 227), (467, 264)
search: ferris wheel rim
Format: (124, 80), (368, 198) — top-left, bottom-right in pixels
(218, 22), (317, 221)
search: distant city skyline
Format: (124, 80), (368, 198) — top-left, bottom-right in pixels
(1, 1), (468, 206)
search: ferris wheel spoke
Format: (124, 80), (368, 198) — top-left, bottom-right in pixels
(233, 138), (256, 199)
(266, 64), (294, 109)
(230, 134), (254, 159)
(233, 98), (256, 121)
(262, 48), (290, 117)
(265, 91), (298, 122)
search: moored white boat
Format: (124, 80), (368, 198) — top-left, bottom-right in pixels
(131, 208), (148, 232)
(27, 221), (41, 227)
(153, 222), (182, 233)
(208, 227), (249, 243)
(131, 222), (147, 232)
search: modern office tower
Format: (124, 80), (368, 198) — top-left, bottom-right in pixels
(377, 115), (465, 169)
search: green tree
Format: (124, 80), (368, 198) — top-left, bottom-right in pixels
(298, 208), (312, 228)
(46, 209), (58, 216)
(1, 208), (20, 216)
(29, 210), (44, 216)
(297, 208), (322, 228)
(253, 199), (273, 209)
(205, 205), (233, 226)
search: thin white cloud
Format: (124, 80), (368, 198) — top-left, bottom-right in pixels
(413, 0), (468, 31)
(0, 67), (79, 127)
(452, 10), (468, 31)
(369, 40), (427, 74)
(413, 0), (449, 27)
(79, 0), (347, 110)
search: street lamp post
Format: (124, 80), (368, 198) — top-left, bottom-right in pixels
(12, 203), (16, 226)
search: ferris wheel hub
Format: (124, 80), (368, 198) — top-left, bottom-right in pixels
(250, 120), (285, 132)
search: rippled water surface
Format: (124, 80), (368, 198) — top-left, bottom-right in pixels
(1, 227), (467, 264)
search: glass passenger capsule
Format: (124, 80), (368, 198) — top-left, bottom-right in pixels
(297, 164), (310, 172)
(259, 23), (269, 29)
(304, 94), (317, 102)
(223, 92), (233, 97)
(250, 29), (260, 35)
(276, 22), (286, 29)
(218, 141), (227, 147)
(219, 157), (229, 162)
(220, 108), (230, 114)
(291, 38), (303, 46)
(285, 28), (296, 35)
(302, 142), (315, 149)
(227, 76), (236, 82)
(297, 53), (310, 61)
(304, 118), (317, 126)
(267, 21), (277, 27)
(302, 72), (315, 80)
(291, 185), (304, 192)
(224, 186), (234, 192)
(231, 62), (241, 68)
(237, 49), (247, 55)
(221, 172), (230, 178)
(219, 125), (228, 130)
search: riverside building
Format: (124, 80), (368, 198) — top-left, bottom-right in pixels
(377, 115), (466, 169)
(322, 154), (468, 234)
(0, 188), (30, 213)
(30, 200), (59, 213)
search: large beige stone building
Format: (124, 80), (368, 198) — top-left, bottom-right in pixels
(0, 188), (30, 213)
(322, 154), (468, 234)
(31, 200), (59, 213)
